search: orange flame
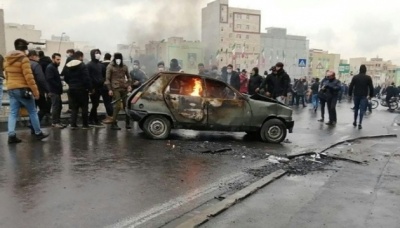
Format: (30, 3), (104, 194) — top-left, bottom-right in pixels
(190, 79), (203, 96)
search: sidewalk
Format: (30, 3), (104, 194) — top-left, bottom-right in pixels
(201, 136), (400, 228)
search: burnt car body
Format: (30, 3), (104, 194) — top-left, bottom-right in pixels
(126, 72), (294, 143)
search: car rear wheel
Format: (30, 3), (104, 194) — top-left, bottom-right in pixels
(143, 115), (171, 139)
(260, 119), (287, 143)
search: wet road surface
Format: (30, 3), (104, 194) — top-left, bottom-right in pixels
(0, 102), (399, 228)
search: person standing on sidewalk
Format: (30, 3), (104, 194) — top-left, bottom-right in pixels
(105, 53), (132, 130)
(348, 65), (374, 129)
(101, 53), (113, 124)
(86, 49), (104, 127)
(3, 38), (49, 143)
(294, 77), (307, 107)
(45, 53), (65, 129)
(311, 78), (320, 112)
(257, 63), (290, 103)
(27, 50), (50, 131)
(64, 51), (92, 130)
(248, 67), (263, 95)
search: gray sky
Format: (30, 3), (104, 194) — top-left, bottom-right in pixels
(2, 0), (400, 64)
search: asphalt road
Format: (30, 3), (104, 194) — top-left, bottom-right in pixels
(0, 101), (398, 228)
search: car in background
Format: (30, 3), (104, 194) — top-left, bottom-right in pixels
(126, 72), (294, 143)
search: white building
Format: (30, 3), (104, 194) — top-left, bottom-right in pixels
(4, 23), (41, 53)
(260, 27), (309, 78)
(202, 0), (261, 71)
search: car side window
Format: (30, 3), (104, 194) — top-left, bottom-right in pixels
(168, 75), (204, 97)
(205, 79), (238, 100)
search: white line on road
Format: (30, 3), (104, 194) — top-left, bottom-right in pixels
(104, 171), (252, 228)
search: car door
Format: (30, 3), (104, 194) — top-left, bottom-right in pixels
(164, 75), (207, 125)
(204, 78), (251, 130)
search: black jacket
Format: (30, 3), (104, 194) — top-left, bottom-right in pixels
(386, 85), (398, 98)
(262, 70), (290, 97)
(324, 78), (341, 97)
(348, 74), (374, 97)
(87, 50), (104, 89)
(38, 56), (52, 74)
(61, 56), (74, 76)
(311, 82), (320, 94)
(45, 63), (63, 95)
(30, 60), (49, 95)
(64, 60), (91, 91)
(222, 71), (240, 91)
(248, 74), (263, 95)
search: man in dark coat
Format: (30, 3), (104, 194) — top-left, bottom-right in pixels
(248, 67), (263, 95)
(221, 64), (240, 91)
(101, 53), (114, 124)
(86, 49), (104, 126)
(129, 60), (147, 89)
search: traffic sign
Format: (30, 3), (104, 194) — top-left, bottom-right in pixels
(298, 59), (307, 67)
(339, 64), (350, 73)
(316, 62), (323, 69)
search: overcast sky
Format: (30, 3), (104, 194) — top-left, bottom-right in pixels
(2, 0), (399, 64)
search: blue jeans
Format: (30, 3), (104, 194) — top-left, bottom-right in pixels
(353, 96), (368, 125)
(8, 89), (42, 136)
(312, 94), (319, 109)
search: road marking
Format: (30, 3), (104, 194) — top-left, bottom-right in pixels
(105, 171), (251, 228)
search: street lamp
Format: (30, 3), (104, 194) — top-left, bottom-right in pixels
(58, 32), (65, 53)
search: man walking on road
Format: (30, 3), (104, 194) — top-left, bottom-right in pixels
(3, 38), (49, 143)
(348, 65), (374, 129)
(46, 53), (65, 129)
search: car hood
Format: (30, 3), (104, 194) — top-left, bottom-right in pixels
(249, 93), (285, 106)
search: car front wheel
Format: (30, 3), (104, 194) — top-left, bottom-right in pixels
(260, 119), (287, 143)
(143, 115), (171, 139)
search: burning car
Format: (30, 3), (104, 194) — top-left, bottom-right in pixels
(126, 72), (294, 143)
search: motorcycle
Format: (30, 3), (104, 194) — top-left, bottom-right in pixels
(371, 95), (399, 110)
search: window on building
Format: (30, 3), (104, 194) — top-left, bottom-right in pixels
(236, 24), (241, 29)
(237, 44), (241, 49)
(229, 33), (233, 38)
(246, 35), (249, 39)
(246, 15), (250, 20)
(229, 23), (232, 28)
(221, 27), (224, 31)
(236, 14), (242, 19)
(221, 38), (224, 42)
(236, 34), (241, 39)
(229, 13), (233, 18)
(246, 25), (250, 30)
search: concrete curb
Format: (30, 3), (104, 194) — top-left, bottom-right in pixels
(175, 169), (287, 228)
(287, 134), (398, 159)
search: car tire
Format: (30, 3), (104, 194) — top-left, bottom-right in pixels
(143, 115), (171, 139)
(260, 119), (287, 143)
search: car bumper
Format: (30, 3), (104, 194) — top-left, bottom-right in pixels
(128, 109), (148, 122)
(285, 121), (294, 133)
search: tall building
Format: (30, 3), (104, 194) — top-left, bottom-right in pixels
(145, 37), (203, 74)
(261, 27), (309, 78)
(0, 9), (6, 55)
(349, 57), (397, 85)
(202, 0), (261, 71)
(395, 68), (400, 86)
(4, 23), (41, 53)
(308, 49), (340, 78)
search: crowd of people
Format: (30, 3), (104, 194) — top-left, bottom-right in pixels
(1, 38), (399, 144)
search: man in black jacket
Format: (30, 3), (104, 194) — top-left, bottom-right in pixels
(129, 60), (147, 90)
(45, 53), (65, 128)
(221, 64), (240, 91)
(38, 51), (52, 73)
(322, 71), (341, 126)
(258, 63), (290, 103)
(348, 65), (374, 129)
(101, 53), (113, 124)
(86, 49), (104, 126)
(248, 67), (263, 95)
(385, 83), (398, 111)
(61, 49), (75, 114)
(28, 50), (50, 125)
(64, 51), (91, 129)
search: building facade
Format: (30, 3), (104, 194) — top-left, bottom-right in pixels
(349, 57), (397, 86)
(0, 9), (6, 55)
(202, 0), (261, 71)
(144, 37), (203, 74)
(308, 49), (340, 78)
(4, 23), (41, 53)
(260, 27), (309, 78)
